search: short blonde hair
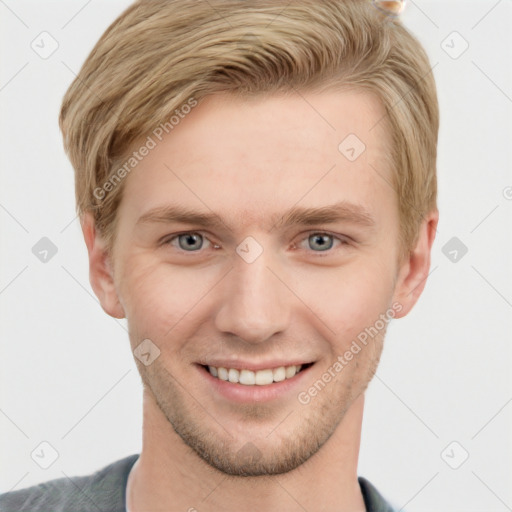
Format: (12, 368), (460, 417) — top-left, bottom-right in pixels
(59, 0), (438, 259)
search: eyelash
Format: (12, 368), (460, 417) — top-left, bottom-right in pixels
(161, 231), (351, 257)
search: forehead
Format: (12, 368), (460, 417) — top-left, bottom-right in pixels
(118, 88), (394, 230)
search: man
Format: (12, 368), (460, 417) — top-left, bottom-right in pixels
(0, 0), (439, 510)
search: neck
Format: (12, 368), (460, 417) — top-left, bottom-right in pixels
(127, 390), (366, 512)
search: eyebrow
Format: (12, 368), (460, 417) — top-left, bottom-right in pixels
(136, 201), (376, 232)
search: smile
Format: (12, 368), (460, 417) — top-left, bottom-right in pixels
(197, 361), (315, 402)
(203, 363), (312, 386)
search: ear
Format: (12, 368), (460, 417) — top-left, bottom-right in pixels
(81, 212), (125, 319)
(392, 209), (439, 318)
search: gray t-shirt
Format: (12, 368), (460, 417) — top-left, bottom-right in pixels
(0, 454), (399, 511)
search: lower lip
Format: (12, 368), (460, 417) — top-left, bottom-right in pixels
(196, 364), (313, 403)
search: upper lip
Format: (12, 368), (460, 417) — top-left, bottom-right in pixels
(198, 360), (313, 372)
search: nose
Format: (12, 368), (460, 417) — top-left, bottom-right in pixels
(214, 243), (290, 345)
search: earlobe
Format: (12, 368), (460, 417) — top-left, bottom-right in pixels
(392, 210), (439, 319)
(81, 212), (125, 319)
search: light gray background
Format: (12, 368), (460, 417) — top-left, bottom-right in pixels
(1, 1), (511, 510)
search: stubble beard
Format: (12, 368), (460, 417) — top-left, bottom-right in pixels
(137, 353), (381, 477)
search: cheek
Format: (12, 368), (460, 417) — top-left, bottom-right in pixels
(296, 257), (396, 345)
(116, 255), (217, 336)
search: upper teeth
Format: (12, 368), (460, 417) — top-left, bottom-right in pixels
(208, 365), (302, 386)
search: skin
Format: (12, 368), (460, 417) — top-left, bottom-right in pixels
(82, 89), (438, 512)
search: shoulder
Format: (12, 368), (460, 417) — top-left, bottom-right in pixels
(0, 454), (139, 512)
(358, 476), (400, 512)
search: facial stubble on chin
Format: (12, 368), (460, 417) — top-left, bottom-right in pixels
(135, 349), (383, 478)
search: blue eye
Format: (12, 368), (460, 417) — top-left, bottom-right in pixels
(297, 232), (348, 255)
(306, 233), (334, 251)
(167, 232), (209, 252)
(162, 231), (349, 256)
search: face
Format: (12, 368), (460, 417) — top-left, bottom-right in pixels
(104, 89), (414, 476)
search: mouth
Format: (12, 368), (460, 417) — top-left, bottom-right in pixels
(199, 362), (314, 386)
